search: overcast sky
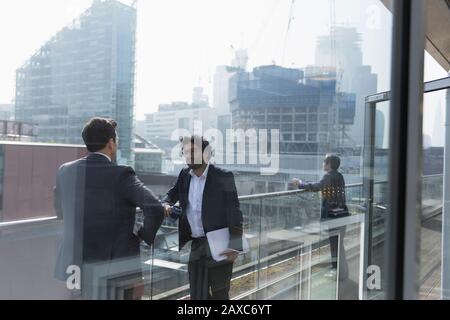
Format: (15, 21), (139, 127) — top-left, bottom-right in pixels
(0, 0), (447, 145)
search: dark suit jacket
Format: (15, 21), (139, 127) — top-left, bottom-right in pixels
(300, 169), (349, 220)
(163, 164), (243, 252)
(54, 153), (164, 284)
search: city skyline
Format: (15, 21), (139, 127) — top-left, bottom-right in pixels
(0, 0), (447, 146)
(1, 0), (391, 113)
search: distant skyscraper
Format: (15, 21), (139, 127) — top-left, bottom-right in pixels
(213, 66), (234, 137)
(213, 66), (233, 115)
(144, 87), (217, 140)
(15, 0), (137, 165)
(315, 27), (378, 148)
(232, 49), (248, 70)
(192, 86), (209, 106)
(213, 49), (249, 135)
(135, 119), (147, 138)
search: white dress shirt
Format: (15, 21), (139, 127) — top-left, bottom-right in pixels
(93, 152), (112, 162)
(186, 164), (210, 238)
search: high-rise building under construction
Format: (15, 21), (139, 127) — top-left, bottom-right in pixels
(15, 0), (137, 165)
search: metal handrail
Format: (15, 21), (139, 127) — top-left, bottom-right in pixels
(0, 182), (365, 229)
(238, 179), (388, 201)
(0, 174), (443, 230)
(238, 188), (306, 201)
(0, 216), (58, 231)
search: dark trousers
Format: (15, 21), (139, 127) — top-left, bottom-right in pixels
(328, 226), (349, 280)
(329, 234), (340, 269)
(188, 237), (234, 300)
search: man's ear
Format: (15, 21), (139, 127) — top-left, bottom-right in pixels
(108, 138), (115, 150)
(203, 145), (213, 162)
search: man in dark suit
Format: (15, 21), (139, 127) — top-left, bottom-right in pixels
(163, 135), (243, 300)
(291, 154), (349, 280)
(54, 118), (165, 300)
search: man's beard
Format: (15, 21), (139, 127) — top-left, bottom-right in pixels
(187, 163), (204, 170)
(111, 151), (117, 164)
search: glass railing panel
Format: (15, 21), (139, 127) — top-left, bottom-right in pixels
(233, 187), (366, 300)
(255, 193), (318, 300)
(308, 224), (338, 300)
(135, 212), (190, 300)
(229, 197), (261, 300)
(0, 219), (68, 299)
(2, 176), (440, 300)
(421, 174), (443, 217)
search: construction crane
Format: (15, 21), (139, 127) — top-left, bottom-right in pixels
(282, 0), (296, 66)
(249, 0), (281, 59)
(228, 0), (295, 69)
(228, 0), (281, 70)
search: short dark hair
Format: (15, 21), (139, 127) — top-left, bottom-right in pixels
(82, 118), (117, 152)
(324, 154), (341, 170)
(179, 135), (210, 153)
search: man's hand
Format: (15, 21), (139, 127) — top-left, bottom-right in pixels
(289, 178), (303, 190)
(221, 249), (239, 262)
(163, 204), (172, 218)
(133, 221), (141, 237)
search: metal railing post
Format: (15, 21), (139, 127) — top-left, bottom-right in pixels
(257, 199), (263, 293)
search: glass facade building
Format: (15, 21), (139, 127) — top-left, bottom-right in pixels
(14, 0), (136, 165)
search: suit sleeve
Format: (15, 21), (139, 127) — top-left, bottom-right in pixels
(54, 169), (63, 220)
(224, 172), (244, 251)
(162, 171), (182, 206)
(120, 167), (165, 246)
(302, 174), (330, 192)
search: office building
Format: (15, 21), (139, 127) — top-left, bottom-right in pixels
(14, 0), (136, 165)
(134, 134), (164, 174)
(229, 64), (356, 154)
(145, 90), (217, 140)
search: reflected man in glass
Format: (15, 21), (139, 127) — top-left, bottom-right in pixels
(54, 117), (165, 299)
(163, 135), (243, 300)
(291, 154), (349, 281)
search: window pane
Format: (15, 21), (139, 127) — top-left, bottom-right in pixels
(418, 85), (448, 299)
(0, 0), (393, 300)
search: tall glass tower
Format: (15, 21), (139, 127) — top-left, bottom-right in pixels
(15, 0), (136, 165)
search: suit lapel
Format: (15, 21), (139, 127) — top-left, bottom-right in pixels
(183, 171), (191, 209)
(180, 171), (192, 240)
(201, 164), (214, 219)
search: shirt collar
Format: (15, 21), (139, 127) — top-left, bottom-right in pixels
(189, 163), (210, 179)
(93, 152), (112, 162)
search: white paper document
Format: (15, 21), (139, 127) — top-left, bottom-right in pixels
(206, 227), (250, 262)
